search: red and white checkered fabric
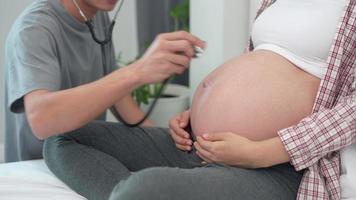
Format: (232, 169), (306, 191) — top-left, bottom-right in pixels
(248, 0), (356, 199)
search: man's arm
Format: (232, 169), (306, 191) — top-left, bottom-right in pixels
(25, 67), (140, 139)
(24, 31), (205, 140)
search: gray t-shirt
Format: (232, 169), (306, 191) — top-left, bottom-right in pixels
(5, 0), (118, 162)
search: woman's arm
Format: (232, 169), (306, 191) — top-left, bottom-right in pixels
(254, 137), (290, 168)
(276, 92), (356, 171)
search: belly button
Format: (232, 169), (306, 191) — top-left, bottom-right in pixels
(202, 81), (208, 88)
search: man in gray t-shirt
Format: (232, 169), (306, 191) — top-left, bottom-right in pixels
(5, 0), (204, 162)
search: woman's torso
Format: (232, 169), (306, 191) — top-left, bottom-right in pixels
(190, 0), (347, 141)
(190, 51), (320, 140)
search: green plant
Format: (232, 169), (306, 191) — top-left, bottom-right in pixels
(170, 0), (190, 31)
(118, 0), (190, 106)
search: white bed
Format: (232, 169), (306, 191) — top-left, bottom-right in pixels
(0, 159), (86, 200)
(0, 158), (354, 200)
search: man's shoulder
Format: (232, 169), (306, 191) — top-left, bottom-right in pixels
(6, 1), (61, 45)
(13, 0), (59, 35)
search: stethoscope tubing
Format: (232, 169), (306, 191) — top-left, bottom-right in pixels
(73, 0), (169, 127)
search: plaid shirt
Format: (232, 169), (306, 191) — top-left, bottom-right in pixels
(249, 0), (356, 199)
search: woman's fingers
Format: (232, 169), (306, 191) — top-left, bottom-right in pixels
(169, 116), (190, 139)
(176, 143), (192, 151)
(196, 136), (214, 152)
(168, 111), (193, 151)
(194, 141), (214, 161)
(175, 127), (191, 139)
(169, 129), (192, 151)
(179, 110), (190, 128)
(170, 129), (191, 145)
(196, 151), (213, 163)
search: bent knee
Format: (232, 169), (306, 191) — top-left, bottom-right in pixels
(43, 135), (65, 158)
(110, 167), (185, 200)
(43, 134), (77, 167)
(43, 123), (92, 160)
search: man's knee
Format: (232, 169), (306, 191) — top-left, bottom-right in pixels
(43, 122), (93, 161)
(110, 167), (182, 200)
(43, 135), (64, 159)
(43, 134), (71, 167)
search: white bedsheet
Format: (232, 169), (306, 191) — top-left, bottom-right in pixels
(0, 158), (354, 199)
(0, 159), (86, 200)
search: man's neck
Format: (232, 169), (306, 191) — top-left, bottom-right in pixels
(60, 0), (97, 22)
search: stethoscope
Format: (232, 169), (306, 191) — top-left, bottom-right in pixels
(72, 0), (168, 127)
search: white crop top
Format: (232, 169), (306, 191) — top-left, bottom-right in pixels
(251, 0), (348, 79)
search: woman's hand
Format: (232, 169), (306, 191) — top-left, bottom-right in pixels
(169, 110), (193, 151)
(132, 31), (205, 84)
(194, 133), (290, 168)
(194, 132), (259, 168)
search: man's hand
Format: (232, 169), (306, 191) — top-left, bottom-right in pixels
(132, 31), (205, 84)
(169, 110), (193, 151)
(195, 133), (290, 168)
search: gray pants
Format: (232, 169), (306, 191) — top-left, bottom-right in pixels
(43, 121), (303, 200)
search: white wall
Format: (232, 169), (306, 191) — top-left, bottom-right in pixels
(189, 0), (262, 98)
(107, 0), (138, 122)
(110, 0), (139, 63)
(0, 0), (138, 161)
(190, 0), (249, 97)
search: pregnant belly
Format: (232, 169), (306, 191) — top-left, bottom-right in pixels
(190, 50), (321, 141)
